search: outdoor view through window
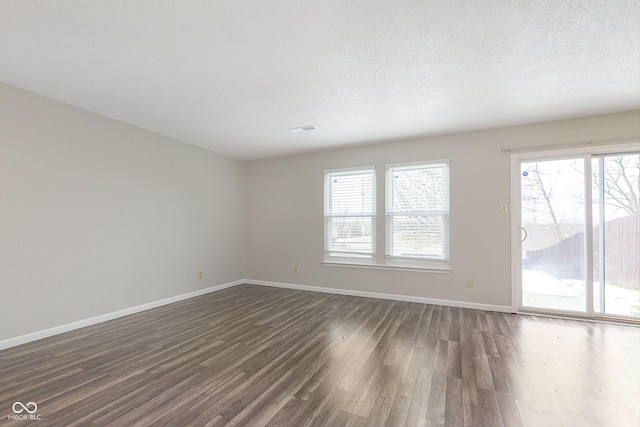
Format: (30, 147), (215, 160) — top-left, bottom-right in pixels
(520, 153), (639, 318)
(324, 161), (450, 268)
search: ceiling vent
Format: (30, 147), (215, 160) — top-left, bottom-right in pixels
(288, 125), (316, 133)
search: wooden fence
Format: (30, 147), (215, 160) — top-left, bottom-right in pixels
(526, 214), (640, 288)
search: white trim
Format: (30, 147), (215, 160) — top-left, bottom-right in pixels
(385, 159), (449, 169)
(246, 279), (512, 313)
(322, 260), (450, 273)
(500, 135), (639, 154)
(510, 153), (521, 312)
(5, 273), (631, 353)
(0, 280), (244, 351)
(509, 141), (640, 316)
(385, 160), (450, 263)
(324, 167), (377, 258)
(1, 277), (518, 351)
(519, 310), (640, 327)
(322, 165), (376, 174)
(509, 141), (640, 162)
(585, 157), (594, 316)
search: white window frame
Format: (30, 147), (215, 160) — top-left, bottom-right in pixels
(323, 167), (376, 262)
(322, 160), (451, 273)
(385, 160), (450, 270)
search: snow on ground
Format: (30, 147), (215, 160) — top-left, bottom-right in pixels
(522, 269), (640, 317)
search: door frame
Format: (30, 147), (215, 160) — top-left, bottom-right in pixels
(510, 142), (640, 318)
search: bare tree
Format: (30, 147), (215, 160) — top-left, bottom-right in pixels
(596, 155), (640, 215)
(521, 162), (564, 240)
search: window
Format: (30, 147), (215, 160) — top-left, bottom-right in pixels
(323, 161), (450, 271)
(386, 161), (449, 262)
(324, 168), (375, 258)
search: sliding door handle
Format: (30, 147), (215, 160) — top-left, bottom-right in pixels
(519, 227), (528, 243)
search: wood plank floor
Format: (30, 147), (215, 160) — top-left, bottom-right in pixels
(1, 284), (639, 426)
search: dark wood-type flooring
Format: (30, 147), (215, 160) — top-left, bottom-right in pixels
(1, 284), (639, 426)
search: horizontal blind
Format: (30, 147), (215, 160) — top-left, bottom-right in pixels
(324, 168), (376, 257)
(386, 162), (449, 260)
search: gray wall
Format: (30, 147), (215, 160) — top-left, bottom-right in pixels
(0, 83), (246, 341)
(245, 110), (640, 307)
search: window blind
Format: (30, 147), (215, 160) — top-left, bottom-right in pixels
(386, 162), (449, 260)
(324, 168), (376, 257)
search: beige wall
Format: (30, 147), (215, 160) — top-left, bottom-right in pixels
(0, 83), (246, 341)
(1, 80), (638, 343)
(245, 110), (640, 308)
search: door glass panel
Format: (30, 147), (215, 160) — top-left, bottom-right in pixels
(593, 154), (640, 319)
(521, 158), (586, 312)
(592, 158), (602, 313)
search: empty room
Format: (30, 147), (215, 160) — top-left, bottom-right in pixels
(1, 1), (639, 426)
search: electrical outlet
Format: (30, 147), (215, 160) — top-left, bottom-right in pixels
(467, 279), (474, 288)
(198, 271), (203, 279)
(294, 267), (298, 274)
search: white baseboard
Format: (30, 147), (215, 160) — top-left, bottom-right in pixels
(1, 278), (513, 351)
(245, 279), (513, 313)
(0, 279), (244, 351)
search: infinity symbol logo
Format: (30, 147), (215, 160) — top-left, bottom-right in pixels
(12, 402), (38, 414)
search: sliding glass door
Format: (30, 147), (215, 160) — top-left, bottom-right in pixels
(520, 158), (588, 313)
(593, 154), (640, 318)
(514, 148), (639, 321)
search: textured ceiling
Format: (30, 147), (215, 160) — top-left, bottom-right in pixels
(1, 1), (639, 160)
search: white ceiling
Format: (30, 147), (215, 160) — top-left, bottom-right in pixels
(1, 1), (639, 160)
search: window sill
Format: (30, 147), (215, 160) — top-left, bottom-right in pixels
(322, 260), (451, 273)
